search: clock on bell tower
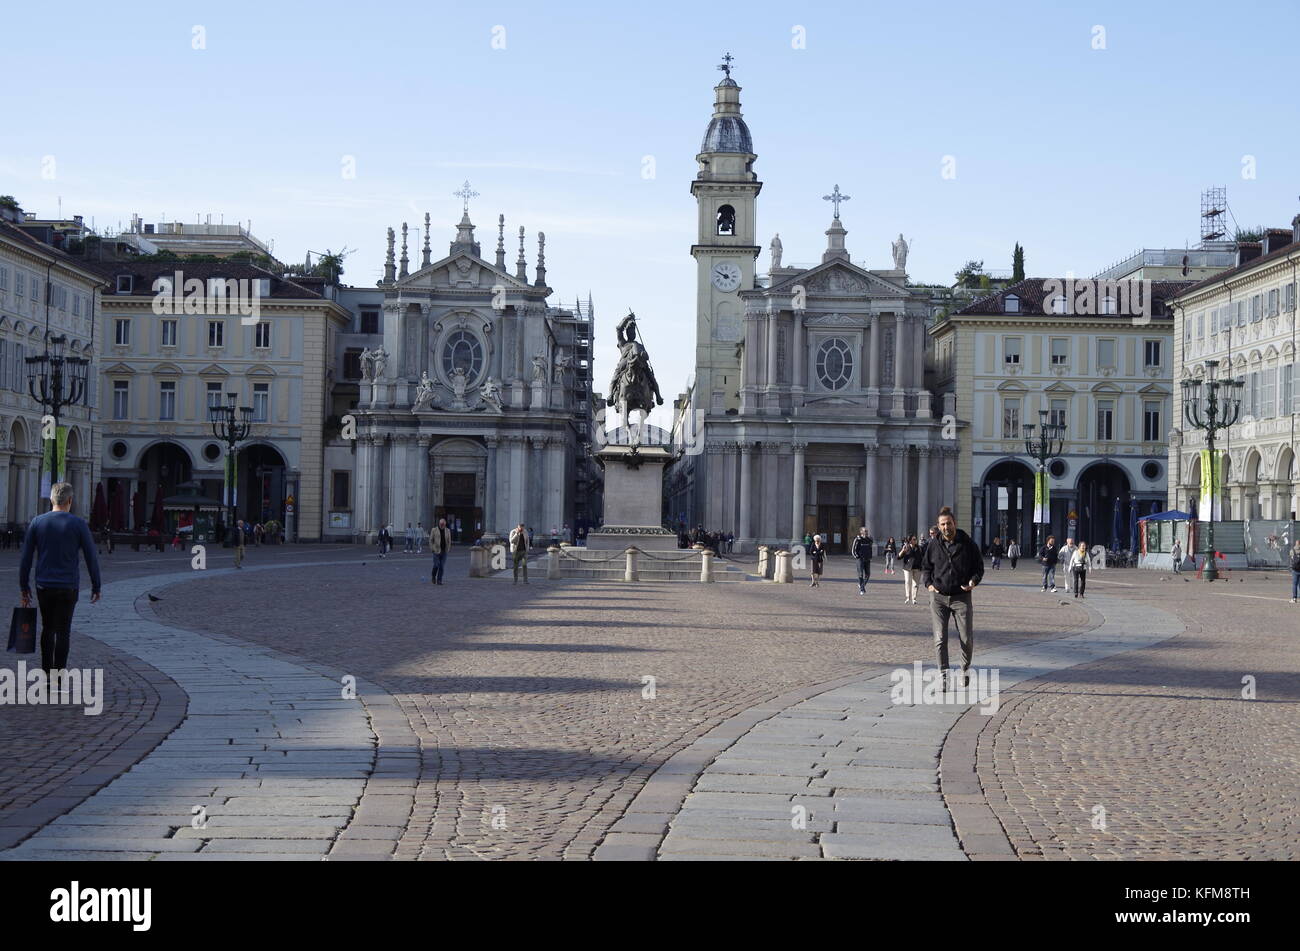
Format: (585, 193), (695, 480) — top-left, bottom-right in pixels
(690, 53), (762, 415)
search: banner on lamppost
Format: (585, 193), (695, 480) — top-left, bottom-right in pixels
(1033, 470), (1050, 523)
(1198, 449), (1223, 520)
(39, 427), (69, 499)
(224, 451), (238, 510)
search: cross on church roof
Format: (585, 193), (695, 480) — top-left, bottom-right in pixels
(453, 180), (479, 214)
(717, 52), (734, 79)
(823, 184), (851, 219)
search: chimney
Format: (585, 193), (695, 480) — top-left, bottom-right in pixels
(1236, 241), (1262, 266)
(1293, 213), (1300, 244)
(1263, 228), (1293, 255)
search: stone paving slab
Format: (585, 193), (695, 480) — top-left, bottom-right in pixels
(657, 594), (1182, 860)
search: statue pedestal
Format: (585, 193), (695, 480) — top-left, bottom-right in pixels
(530, 381), (547, 411)
(586, 445), (678, 551)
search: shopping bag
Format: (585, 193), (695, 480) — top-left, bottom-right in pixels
(7, 606), (37, 654)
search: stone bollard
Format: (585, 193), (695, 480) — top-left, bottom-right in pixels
(700, 549), (714, 583)
(624, 547), (640, 583)
(469, 544), (487, 578)
(547, 545), (561, 580)
(757, 545), (770, 579)
(774, 550), (792, 583)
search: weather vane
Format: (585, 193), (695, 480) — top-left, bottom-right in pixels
(718, 52), (734, 79)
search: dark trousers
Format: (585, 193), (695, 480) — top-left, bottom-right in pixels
(513, 550), (528, 582)
(929, 590), (974, 672)
(430, 551), (446, 584)
(856, 560), (871, 591)
(1072, 566), (1087, 597)
(36, 586), (79, 674)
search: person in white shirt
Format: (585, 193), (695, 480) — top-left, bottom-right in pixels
(1068, 541), (1090, 599)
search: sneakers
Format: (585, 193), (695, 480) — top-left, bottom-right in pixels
(858, 589), (865, 596)
(1050, 586), (1058, 593)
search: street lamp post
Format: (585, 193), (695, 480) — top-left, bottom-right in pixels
(1181, 359), (1243, 582)
(1023, 408), (1066, 552)
(25, 334), (90, 492)
(209, 391), (253, 546)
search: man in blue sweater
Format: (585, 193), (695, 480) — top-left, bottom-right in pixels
(19, 482), (102, 675)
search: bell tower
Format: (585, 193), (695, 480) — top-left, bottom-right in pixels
(690, 53), (761, 415)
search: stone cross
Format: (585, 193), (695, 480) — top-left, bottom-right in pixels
(453, 180), (479, 214)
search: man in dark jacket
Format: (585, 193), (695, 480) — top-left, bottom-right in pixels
(922, 506), (983, 688)
(1037, 535), (1059, 592)
(851, 527), (874, 595)
(429, 517), (453, 585)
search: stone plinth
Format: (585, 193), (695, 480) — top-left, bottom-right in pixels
(586, 445), (679, 551)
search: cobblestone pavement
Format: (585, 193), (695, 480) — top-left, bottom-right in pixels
(0, 559), (397, 861)
(147, 550), (1087, 859)
(959, 571), (1300, 861)
(644, 594), (1181, 861)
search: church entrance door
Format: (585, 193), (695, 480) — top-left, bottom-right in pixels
(438, 471), (479, 544)
(816, 480), (851, 553)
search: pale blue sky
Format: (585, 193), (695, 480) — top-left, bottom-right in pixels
(4, 0), (1296, 428)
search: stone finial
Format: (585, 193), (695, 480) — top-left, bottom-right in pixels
(399, 222), (409, 278)
(421, 212), (431, 268)
(383, 227), (396, 283)
(495, 214), (507, 270)
(535, 231), (547, 287)
(516, 226), (528, 281)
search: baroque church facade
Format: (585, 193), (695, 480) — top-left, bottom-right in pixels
(669, 64), (958, 553)
(346, 199), (596, 542)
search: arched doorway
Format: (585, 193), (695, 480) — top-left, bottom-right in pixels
(431, 438), (486, 543)
(1076, 462), (1132, 550)
(1241, 449), (1263, 520)
(239, 444), (287, 527)
(1278, 446), (1297, 521)
(138, 442), (193, 532)
(7, 419), (28, 526)
(980, 459), (1036, 552)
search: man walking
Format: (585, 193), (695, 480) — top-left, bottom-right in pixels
(922, 506), (983, 690)
(1171, 538), (1183, 574)
(429, 517), (453, 585)
(19, 483), (102, 680)
(404, 522), (414, 553)
(510, 522), (530, 584)
(1037, 535), (1059, 592)
(234, 519), (247, 568)
(851, 526), (874, 595)
(415, 521), (425, 554)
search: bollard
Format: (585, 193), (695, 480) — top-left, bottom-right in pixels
(547, 545), (561, 580)
(469, 544), (487, 578)
(624, 547), (640, 583)
(757, 545), (770, 579)
(774, 550), (792, 583)
(700, 549), (714, 583)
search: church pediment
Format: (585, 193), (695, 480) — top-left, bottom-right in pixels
(397, 253), (530, 292)
(766, 260), (906, 297)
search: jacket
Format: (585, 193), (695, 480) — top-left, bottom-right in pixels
(1038, 544), (1059, 566)
(429, 526), (453, 554)
(899, 543), (924, 570)
(1290, 548), (1300, 572)
(851, 534), (874, 562)
(1068, 549), (1088, 571)
(509, 528), (528, 553)
(989, 542), (1005, 558)
(808, 544), (826, 568)
(1007, 542), (1021, 558)
(921, 529), (984, 596)
(19, 511), (103, 595)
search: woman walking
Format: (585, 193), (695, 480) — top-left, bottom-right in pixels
(989, 536), (1004, 570)
(883, 536), (897, 574)
(808, 534), (826, 587)
(1007, 539), (1020, 570)
(899, 534), (923, 604)
(1289, 540), (1300, 603)
(1068, 540), (1089, 599)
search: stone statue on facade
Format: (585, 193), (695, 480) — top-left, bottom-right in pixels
(891, 233), (909, 271)
(478, 376), (504, 413)
(371, 346), (389, 380)
(609, 311), (663, 441)
(770, 233), (783, 269)
(359, 347), (375, 381)
(411, 371), (436, 413)
(554, 351), (572, 383)
(532, 353), (548, 383)
(449, 366), (470, 409)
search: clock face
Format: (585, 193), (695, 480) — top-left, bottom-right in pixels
(711, 261), (742, 292)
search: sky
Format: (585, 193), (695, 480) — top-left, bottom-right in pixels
(4, 0), (1298, 431)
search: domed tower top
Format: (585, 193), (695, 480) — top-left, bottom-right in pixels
(699, 53), (753, 155)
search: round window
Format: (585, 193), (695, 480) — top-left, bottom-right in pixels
(442, 329), (484, 384)
(815, 338), (854, 391)
(111, 441), (128, 459)
(203, 443), (222, 462)
(1049, 459), (1067, 479)
(1141, 460), (1161, 481)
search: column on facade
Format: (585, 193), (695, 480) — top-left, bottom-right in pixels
(891, 316), (907, 418)
(890, 445), (906, 538)
(863, 444), (879, 532)
(766, 310), (779, 391)
(415, 436), (431, 531)
(484, 436), (499, 536)
(738, 443), (753, 544)
(531, 436), (546, 532)
(916, 447), (933, 537)
(792, 312), (805, 391)
(760, 443), (778, 541)
(0, 458), (9, 525)
(868, 314), (881, 389)
(791, 442), (806, 544)
(913, 316), (925, 387)
(547, 437), (566, 532)
(354, 435), (373, 533)
(505, 435), (524, 528)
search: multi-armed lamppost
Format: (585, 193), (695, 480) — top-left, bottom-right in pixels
(209, 391), (253, 545)
(1181, 359), (1243, 581)
(26, 334), (90, 486)
(1023, 408), (1066, 551)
